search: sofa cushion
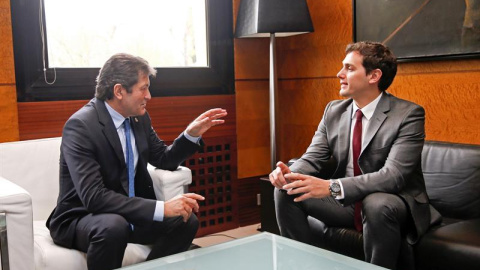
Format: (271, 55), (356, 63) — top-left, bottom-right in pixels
(422, 141), (480, 219)
(33, 221), (151, 270)
(415, 218), (480, 270)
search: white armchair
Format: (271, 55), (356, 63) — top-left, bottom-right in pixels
(0, 137), (192, 270)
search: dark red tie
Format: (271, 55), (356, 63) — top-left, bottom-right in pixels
(353, 109), (363, 232)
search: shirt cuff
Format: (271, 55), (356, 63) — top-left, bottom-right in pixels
(335, 180), (345, 200)
(153, 201), (164, 222)
(183, 130), (201, 144)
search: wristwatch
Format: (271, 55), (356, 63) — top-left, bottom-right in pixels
(329, 180), (341, 197)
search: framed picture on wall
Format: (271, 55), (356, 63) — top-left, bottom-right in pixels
(353, 0), (480, 61)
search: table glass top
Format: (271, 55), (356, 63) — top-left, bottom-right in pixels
(120, 232), (386, 270)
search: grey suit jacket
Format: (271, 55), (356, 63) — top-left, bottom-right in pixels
(47, 98), (201, 248)
(290, 93), (430, 244)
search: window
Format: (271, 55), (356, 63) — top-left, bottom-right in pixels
(44, 0), (207, 68)
(11, 0), (234, 101)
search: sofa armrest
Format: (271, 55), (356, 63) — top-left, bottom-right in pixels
(0, 177), (35, 270)
(147, 165), (192, 201)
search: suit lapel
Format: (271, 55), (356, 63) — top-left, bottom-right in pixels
(130, 116), (153, 195)
(337, 102), (353, 169)
(94, 99), (130, 193)
(362, 93), (390, 153)
(130, 116), (147, 163)
(95, 99), (125, 164)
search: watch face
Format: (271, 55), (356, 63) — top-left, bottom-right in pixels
(330, 181), (341, 197)
(331, 182), (341, 192)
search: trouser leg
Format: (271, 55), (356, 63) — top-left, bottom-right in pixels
(131, 214), (199, 260)
(274, 188), (354, 245)
(362, 193), (407, 270)
(74, 213), (130, 270)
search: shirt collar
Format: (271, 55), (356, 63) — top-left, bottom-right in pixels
(104, 101), (127, 129)
(352, 92), (383, 121)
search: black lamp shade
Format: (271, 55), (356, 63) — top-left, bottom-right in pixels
(235, 0), (314, 38)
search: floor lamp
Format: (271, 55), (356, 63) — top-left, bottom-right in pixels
(235, 0), (314, 170)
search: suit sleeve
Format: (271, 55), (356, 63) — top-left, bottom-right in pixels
(142, 112), (201, 171)
(289, 102), (334, 175)
(340, 105), (426, 206)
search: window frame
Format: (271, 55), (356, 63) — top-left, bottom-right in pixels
(11, 0), (234, 101)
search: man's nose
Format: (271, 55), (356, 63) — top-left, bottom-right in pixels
(337, 70), (344, 78)
(145, 89), (152, 100)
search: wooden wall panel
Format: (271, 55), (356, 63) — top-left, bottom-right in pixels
(18, 100), (86, 140)
(391, 71), (480, 144)
(0, 0), (18, 142)
(234, 39), (270, 80)
(237, 176), (261, 227)
(0, 85), (19, 141)
(235, 80), (270, 178)
(146, 95), (236, 141)
(277, 78), (341, 162)
(18, 95), (236, 142)
(276, 0), (352, 80)
(0, 0), (15, 84)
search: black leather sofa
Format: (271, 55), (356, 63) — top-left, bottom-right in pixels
(264, 141), (480, 270)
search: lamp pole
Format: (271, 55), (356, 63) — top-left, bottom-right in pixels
(269, 33), (278, 171)
(234, 0), (314, 171)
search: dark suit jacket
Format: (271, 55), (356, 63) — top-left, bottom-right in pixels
(289, 93), (430, 244)
(47, 98), (201, 248)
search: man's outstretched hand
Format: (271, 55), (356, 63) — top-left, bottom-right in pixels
(164, 193), (205, 222)
(186, 108), (228, 137)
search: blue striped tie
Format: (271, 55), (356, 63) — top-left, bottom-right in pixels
(124, 119), (135, 198)
(124, 119), (135, 230)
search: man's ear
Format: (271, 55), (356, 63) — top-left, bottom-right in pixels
(113, 84), (124, 100)
(368, 69), (382, 84)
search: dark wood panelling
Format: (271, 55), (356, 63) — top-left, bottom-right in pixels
(17, 100), (86, 140)
(186, 136), (239, 237)
(18, 95), (236, 141)
(146, 95), (236, 141)
(237, 175), (263, 227)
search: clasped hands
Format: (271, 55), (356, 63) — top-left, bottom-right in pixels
(269, 161), (330, 202)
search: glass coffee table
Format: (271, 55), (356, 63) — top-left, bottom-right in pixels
(120, 232), (386, 270)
